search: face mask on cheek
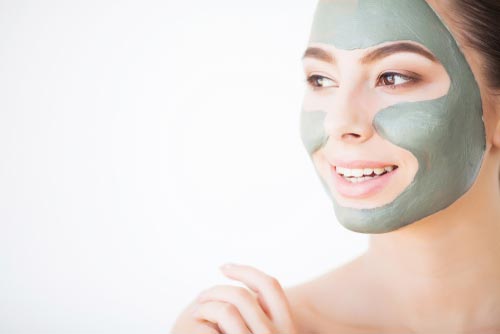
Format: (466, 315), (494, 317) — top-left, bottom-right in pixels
(301, 0), (486, 234)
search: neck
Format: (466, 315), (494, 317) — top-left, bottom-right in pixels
(364, 158), (500, 328)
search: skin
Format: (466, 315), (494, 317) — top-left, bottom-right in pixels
(170, 0), (500, 333)
(170, 263), (299, 334)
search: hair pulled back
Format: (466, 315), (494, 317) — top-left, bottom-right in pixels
(448, 0), (500, 92)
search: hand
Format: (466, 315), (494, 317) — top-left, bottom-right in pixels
(170, 263), (298, 334)
(193, 263), (298, 334)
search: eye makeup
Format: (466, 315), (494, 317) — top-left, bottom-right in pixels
(375, 71), (423, 91)
(303, 49), (434, 93)
(306, 74), (338, 90)
(305, 70), (423, 91)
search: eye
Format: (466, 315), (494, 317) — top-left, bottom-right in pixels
(306, 74), (338, 89)
(377, 72), (417, 88)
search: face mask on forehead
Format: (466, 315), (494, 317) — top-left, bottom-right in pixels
(300, 0), (486, 233)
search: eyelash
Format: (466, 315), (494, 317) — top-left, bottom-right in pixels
(305, 72), (419, 90)
(306, 75), (337, 90)
(377, 72), (417, 89)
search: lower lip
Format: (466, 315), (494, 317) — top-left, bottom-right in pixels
(331, 166), (398, 199)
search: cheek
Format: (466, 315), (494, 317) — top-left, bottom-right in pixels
(372, 80), (450, 113)
(302, 90), (333, 112)
(300, 109), (328, 156)
(311, 150), (328, 177)
(373, 99), (451, 157)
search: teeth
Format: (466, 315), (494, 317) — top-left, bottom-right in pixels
(345, 176), (374, 183)
(336, 165), (396, 177)
(351, 169), (364, 177)
(363, 168), (373, 176)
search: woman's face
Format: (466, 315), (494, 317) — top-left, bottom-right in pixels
(303, 41), (450, 209)
(300, 0), (486, 233)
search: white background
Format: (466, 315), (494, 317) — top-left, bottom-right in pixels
(0, 0), (368, 332)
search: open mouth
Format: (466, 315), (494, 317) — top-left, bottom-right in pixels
(334, 165), (399, 184)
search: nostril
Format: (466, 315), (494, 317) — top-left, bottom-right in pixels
(342, 133), (362, 140)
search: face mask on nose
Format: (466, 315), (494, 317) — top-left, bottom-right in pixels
(300, 0), (486, 234)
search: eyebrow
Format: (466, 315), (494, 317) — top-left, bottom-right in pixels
(302, 47), (335, 64)
(302, 42), (438, 64)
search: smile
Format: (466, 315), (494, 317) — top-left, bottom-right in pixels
(335, 165), (398, 184)
(330, 163), (400, 199)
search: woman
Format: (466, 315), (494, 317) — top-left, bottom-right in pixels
(171, 0), (500, 333)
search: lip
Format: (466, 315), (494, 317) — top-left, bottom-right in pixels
(330, 161), (399, 199)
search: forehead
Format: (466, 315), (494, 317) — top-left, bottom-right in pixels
(308, 0), (480, 99)
(309, 0), (453, 60)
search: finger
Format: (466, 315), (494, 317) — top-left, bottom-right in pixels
(219, 263), (295, 332)
(193, 318), (221, 334)
(190, 322), (220, 334)
(194, 301), (252, 334)
(197, 285), (273, 334)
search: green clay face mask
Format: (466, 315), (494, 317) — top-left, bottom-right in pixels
(301, 0), (486, 233)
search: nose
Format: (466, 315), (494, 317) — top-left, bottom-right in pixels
(323, 88), (375, 144)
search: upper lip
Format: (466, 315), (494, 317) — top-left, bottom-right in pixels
(330, 160), (398, 169)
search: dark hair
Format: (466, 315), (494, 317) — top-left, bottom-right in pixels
(446, 0), (500, 185)
(448, 0), (500, 92)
